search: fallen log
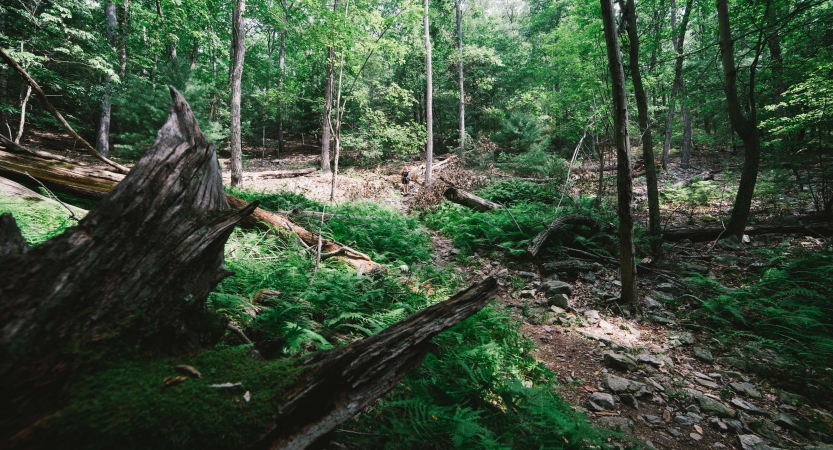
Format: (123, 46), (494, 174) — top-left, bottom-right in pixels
(0, 88), (498, 449)
(0, 176), (88, 220)
(663, 223), (833, 242)
(245, 167), (316, 179)
(0, 142), (382, 273)
(443, 186), (503, 212)
(526, 215), (600, 258)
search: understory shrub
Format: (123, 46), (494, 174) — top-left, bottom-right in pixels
(696, 248), (833, 387)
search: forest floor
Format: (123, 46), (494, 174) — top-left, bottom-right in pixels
(9, 130), (833, 449)
(211, 140), (832, 450)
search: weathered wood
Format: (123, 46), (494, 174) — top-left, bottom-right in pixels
(663, 223), (833, 243)
(526, 215), (600, 258)
(542, 259), (603, 275)
(0, 86), (255, 439)
(0, 134), (79, 163)
(443, 186), (503, 212)
(0, 213), (28, 263)
(0, 147), (383, 273)
(246, 167), (316, 179)
(258, 276), (498, 450)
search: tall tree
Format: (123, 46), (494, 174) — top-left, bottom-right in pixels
(600, 0), (637, 304)
(424, 0), (433, 183)
(717, 0), (762, 236)
(321, 45), (334, 174)
(456, 0), (465, 158)
(95, 2), (118, 158)
(660, 0), (693, 170)
(622, 0), (661, 255)
(230, 0), (246, 188)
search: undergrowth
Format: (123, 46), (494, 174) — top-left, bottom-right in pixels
(0, 188), (82, 245)
(694, 248), (833, 388)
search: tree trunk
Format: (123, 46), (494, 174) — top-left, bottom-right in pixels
(230, 1), (246, 188)
(623, 0), (662, 255)
(456, 0), (465, 159)
(424, 0), (433, 184)
(443, 186), (502, 212)
(600, 0), (637, 304)
(95, 2), (118, 158)
(0, 87), (497, 448)
(14, 85), (31, 144)
(717, 0), (762, 237)
(277, 30), (286, 157)
(681, 101), (692, 168)
(190, 39), (199, 70)
(0, 87), (252, 439)
(660, 0), (693, 170)
(663, 223), (833, 242)
(321, 46), (334, 174)
(247, 168), (316, 179)
(526, 215), (600, 258)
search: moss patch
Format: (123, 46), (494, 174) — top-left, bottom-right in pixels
(0, 192), (81, 245)
(36, 347), (304, 449)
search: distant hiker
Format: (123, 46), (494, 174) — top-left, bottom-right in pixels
(401, 167), (410, 195)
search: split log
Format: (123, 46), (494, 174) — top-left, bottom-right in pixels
(245, 167), (316, 179)
(0, 88), (498, 448)
(663, 223), (833, 242)
(526, 215), (600, 258)
(443, 186), (503, 212)
(260, 276), (497, 449)
(0, 143), (382, 273)
(1, 87), (255, 440)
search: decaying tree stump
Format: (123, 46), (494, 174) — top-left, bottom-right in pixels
(0, 137), (383, 273)
(0, 88), (497, 448)
(443, 186), (503, 212)
(525, 215), (600, 258)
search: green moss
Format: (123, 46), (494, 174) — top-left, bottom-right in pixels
(37, 347), (304, 449)
(0, 193), (81, 245)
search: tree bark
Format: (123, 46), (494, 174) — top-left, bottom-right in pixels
(717, 0), (762, 237)
(230, 0), (246, 188)
(0, 212), (29, 264)
(456, 0), (465, 159)
(663, 223), (833, 242)
(321, 46), (334, 174)
(424, 0), (434, 183)
(600, 0), (637, 304)
(623, 0), (662, 255)
(95, 2), (118, 159)
(14, 85), (31, 144)
(660, 0), (693, 170)
(277, 30), (286, 157)
(443, 187), (502, 212)
(0, 87), (254, 440)
(526, 215), (600, 258)
(246, 168), (316, 179)
(681, 101), (692, 168)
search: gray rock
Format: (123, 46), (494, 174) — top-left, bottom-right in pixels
(620, 393), (639, 409)
(541, 280), (573, 296)
(516, 271), (537, 278)
(685, 404), (700, 413)
(674, 413), (695, 426)
(585, 399), (605, 412)
(597, 416), (634, 435)
(583, 309), (601, 325)
(690, 432), (703, 441)
(642, 414), (663, 426)
(694, 377), (720, 390)
(714, 444), (727, 449)
(399, 264), (409, 273)
(773, 413), (808, 434)
(709, 417), (728, 432)
(650, 314), (676, 325)
(520, 289), (535, 298)
(654, 291), (675, 301)
(690, 391), (736, 417)
(582, 272), (597, 282)
(719, 236), (743, 250)
(664, 427), (681, 437)
(693, 346), (715, 362)
(730, 398), (773, 417)
(644, 297), (661, 309)
(804, 445), (833, 450)
(778, 390), (810, 406)
(716, 369), (749, 382)
(656, 282), (681, 293)
(543, 259), (601, 275)
(737, 434), (779, 450)
(547, 293), (570, 309)
(730, 382), (762, 398)
(723, 419), (747, 433)
(644, 377), (665, 391)
(637, 353), (663, 367)
(654, 354), (675, 368)
(602, 373), (633, 393)
(666, 331), (695, 347)
(604, 352), (638, 372)
(589, 392), (616, 409)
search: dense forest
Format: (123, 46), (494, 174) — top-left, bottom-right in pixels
(1, 0), (833, 448)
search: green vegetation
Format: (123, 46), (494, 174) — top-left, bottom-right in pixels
(0, 189), (81, 245)
(695, 249), (833, 387)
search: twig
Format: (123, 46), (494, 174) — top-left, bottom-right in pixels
(496, 201), (523, 235)
(320, 247), (347, 260)
(706, 220), (728, 253)
(22, 171), (80, 221)
(226, 323), (253, 345)
(800, 222), (829, 242)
